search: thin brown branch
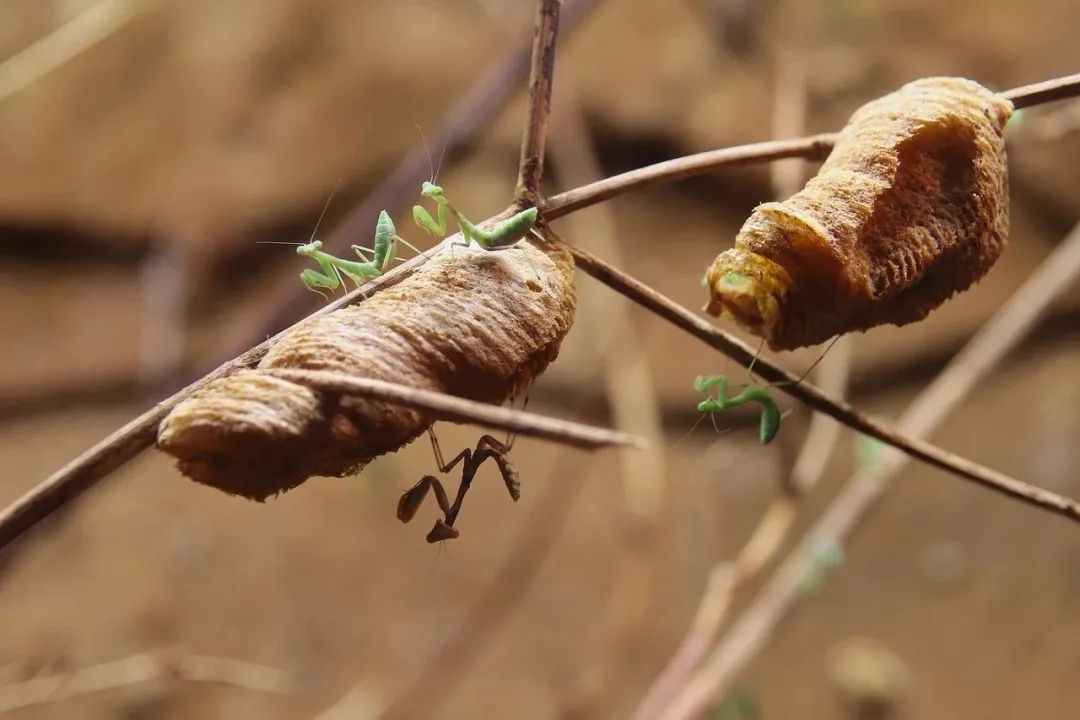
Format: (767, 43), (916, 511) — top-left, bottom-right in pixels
(264, 369), (644, 450)
(542, 134), (838, 218)
(1002, 72), (1080, 109)
(377, 453), (587, 719)
(657, 220), (1080, 720)
(7, 70), (1079, 559)
(788, 336), (851, 494)
(636, 61), (824, 719)
(254, 0), (596, 340)
(564, 240), (1080, 523)
(0, 650), (291, 713)
(549, 80), (668, 716)
(0, 255), (430, 554)
(514, 0), (564, 203)
(542, 73), (1080, 218)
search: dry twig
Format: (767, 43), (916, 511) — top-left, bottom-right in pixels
(0, 650), (291, 713)
(634, 55), (827, 719)
(264, 369), (643, 450)
(6, 72), (1080, 556)
(566, 241), (1080, 523)
(515, 0), (563, 203)
(656, 220), (1080, 720)
(1003, 73), (1080, 108)
(548, 82), (669, 715)
(253, 0), (596, 339)
(542, 74), (1080, 219)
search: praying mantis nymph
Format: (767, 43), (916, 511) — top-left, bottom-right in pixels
(296, 210), (420, 296)
(693, 327), (839, 445)
(694, 375), (782, 445)
(397, 428), (521, 543)
(412, 181), (540, 250)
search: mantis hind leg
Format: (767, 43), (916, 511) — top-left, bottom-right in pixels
(427, 427), (471, 474)
(393, 234), (424, 256)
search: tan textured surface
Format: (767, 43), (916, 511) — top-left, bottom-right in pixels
(158, 239), (576, 500)
(705, 77), (1013, 350)
(5, 1), (1080, 718)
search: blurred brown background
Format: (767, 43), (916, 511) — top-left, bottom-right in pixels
(1, 0), (1079, 717)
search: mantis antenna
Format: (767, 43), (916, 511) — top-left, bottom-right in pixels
(415, 124), (447, 185)
(308, 177), (343, 243)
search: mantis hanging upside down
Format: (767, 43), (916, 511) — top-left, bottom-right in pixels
(693, 323), (839, 446)
(397, 429), (521, 543)
(284, 178), (540, 540)
(694, 375), (782, 445)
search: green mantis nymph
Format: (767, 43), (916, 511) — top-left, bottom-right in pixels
(692, 329), (840, 445)
(296, 210), (420, 296)
(694, 375), (782, 445)
(412, 181), (539, 250)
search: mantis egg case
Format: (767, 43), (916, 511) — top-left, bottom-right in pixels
(704, 77), (1013, 350)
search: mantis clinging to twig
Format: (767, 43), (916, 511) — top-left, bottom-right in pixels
(295, 209), (421, 296)
(694, 375), (782, 445)
(266, 180), (423, 296)
(693, 326), (840, 445)
(397, 428), (521, 543)
(409, 122), (541, 251)
(412, 181), (540, 250)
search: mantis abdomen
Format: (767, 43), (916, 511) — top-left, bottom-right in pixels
(457, 206), (538, 249)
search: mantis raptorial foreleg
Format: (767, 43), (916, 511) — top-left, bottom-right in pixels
(412, 182), (539, 251)
(412, 195), (452, 239)
(296, 240), (381, 294)
(692, 336), (840, 445)
(694, 375), (782, 445)
(397, 429), (521, 543)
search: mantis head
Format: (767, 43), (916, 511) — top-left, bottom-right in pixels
(297, 240), (323, 257)
(420, 181), (445, 201)
(697, 398), (723, 413)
